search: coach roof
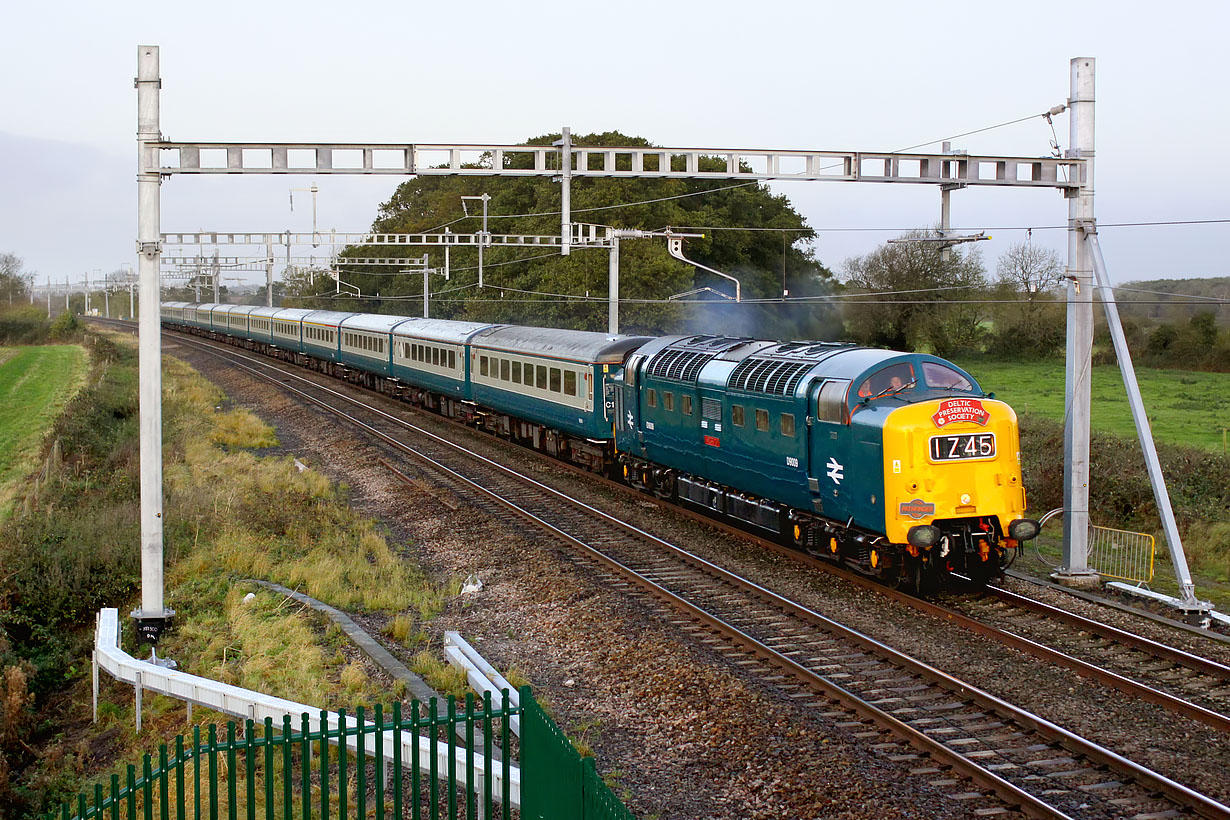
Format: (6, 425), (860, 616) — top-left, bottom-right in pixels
(473, 325), (653, 364)
(394, 318), (498, 345)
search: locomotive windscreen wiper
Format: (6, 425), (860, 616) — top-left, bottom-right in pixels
(868, 378), (917, 400)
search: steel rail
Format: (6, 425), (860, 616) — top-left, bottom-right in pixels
(152, 326), (1230, 819)
(983, 581), (1230, 677)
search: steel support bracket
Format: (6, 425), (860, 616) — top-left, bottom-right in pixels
(1074, 217), (1097, 236)
(137, 240), (162, 259)
(130, 608), (176, 646)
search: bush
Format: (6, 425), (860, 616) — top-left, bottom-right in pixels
(1019, 412), (1230, 534)
(48, 311), (80, 341)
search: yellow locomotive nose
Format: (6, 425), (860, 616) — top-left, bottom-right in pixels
(881, 397), (1027, 546)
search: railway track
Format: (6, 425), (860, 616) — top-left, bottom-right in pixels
(131, 322), (1230, 819)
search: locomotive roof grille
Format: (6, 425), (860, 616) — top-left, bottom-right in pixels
(729, 357), (814, 396)
(646, 348), (715, 382)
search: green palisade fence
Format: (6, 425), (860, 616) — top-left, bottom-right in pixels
(51, 687), (634, 820)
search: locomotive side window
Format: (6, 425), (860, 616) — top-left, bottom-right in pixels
(647, 388), (658, 408)
(781, 413), (795, 437)
(663, 391), (674, 411)
(816, 379), (850, 423)
(755, 408), (769, 432)
(682, 395), (693, 416)
(731, 405), (745, 427)
(921, 362), (973, 391)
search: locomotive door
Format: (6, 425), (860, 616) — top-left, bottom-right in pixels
(809, 379), (852, 522)
(613, 355), (644, 456)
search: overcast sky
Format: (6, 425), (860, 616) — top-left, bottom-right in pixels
(2, 0), (1227, 292)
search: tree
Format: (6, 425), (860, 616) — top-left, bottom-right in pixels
(841, 232), (988, 355)
(314, 131), (842, 340)
(0, 254), (33, 306)
(996, 241), (1063, 297)
(986, 242), (1066, 359)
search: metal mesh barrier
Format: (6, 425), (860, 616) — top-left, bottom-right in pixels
(1088, 524), (1156, 585)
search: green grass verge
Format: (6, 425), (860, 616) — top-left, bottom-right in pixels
(0, 331), (459, 816)
(0, 344), (88, 517)
(954, 358), (1230, 453)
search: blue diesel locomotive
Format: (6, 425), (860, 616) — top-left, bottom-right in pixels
(161, 301), (1039, 588)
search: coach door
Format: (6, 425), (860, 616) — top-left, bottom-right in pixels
(809, 379), (852, 522)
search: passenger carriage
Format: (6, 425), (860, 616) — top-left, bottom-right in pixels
(160, 302), (190, 325)
(470, 326), (652, 445)
(338, 313), (415, 379)
(207, 305), (240, 336)
(299, 310), (354, 364)
(225, 305), (259, 342)
(267, 308), (315, 356)
(246, 307), (281, 345)
(183, 303), (217, 331)
(390, 318), (493, 401)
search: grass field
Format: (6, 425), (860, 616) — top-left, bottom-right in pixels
(954, 358), (1230, 453)
(0, 344), (88, 516)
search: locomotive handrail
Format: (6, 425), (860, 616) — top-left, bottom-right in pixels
(92, 608), (521, 807)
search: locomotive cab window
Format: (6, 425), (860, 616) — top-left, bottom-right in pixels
(922, 362), (973, 391)
(856, 363), (915, 399)
(816, 379), (850, 423)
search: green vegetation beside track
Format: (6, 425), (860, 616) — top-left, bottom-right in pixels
(0, 332), (461, 817)
(0, 344), (87, 517)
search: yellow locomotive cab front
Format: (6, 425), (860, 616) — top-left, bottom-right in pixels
(880, 397), (1029, 550)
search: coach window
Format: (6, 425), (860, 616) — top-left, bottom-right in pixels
(663, 391), (674, 411)
(480, 355), (489, 377)
(512, 361), (522, 384)
(536, 365), (548, 390)
(448, 350), (456, 369)
(682, 395), (693, 416)
(732, 404), (745, 427)
(647, 388), (657, 408)
(781, 413), (795, 437)
(755, 408), (769, 432)
(564, 370), (577, 397)
(500, 359), (510, 381)
(816, 379), (850, 423)
(433, 348), (441, 367)
(549, 368), (561, 393)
